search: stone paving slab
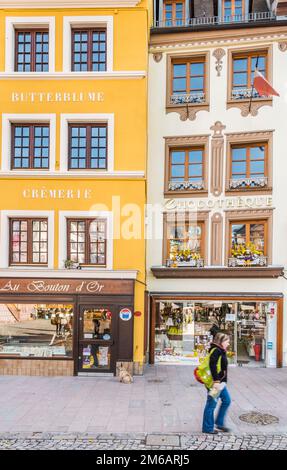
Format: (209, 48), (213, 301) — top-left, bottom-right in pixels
(0, 366), (287, 434)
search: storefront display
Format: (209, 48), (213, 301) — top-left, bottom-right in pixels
(0, 303), (73, 358)
(154, 298), (278, 367)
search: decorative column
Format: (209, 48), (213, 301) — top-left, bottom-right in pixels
(210, 121), (226, 197)
(211, 213), (223, 266)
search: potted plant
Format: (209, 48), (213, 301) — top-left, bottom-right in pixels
(230, 243), (266, 267)
(64, 259), (80, 269)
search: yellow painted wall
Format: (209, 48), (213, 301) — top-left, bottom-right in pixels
(0, 2), (149, 367)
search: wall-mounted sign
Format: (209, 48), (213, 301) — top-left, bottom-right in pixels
(11, 91), (104, 104)
(23, 188), (92, 200)
(134, 311), (142, 317)
(0, 278), (134, 295)
(119, 308), (132, 321)
(164, 196), (273, 212)
(267, 342), (273, 350)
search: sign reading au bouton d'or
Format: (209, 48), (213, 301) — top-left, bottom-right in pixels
(0, 279), (134, 295)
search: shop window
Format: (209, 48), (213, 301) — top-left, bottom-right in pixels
(9, 218), (48, 266)
(170, 57), (206, 105)
(68, 124), (107, 170)
(0, 304), (73, 358)
(71, 29), (106, 72)
(15, 30), (49, 72)
(165, 218), (204, 267)
(231, 51), (267, 100)
(11, 124), (50, 170)
(229, 143), (268, 190)
(229, 220), (267, 267)
(154, 300), (273, 366)
(67, 218), (107, 266)
(163, 1), (185, 26)
(168, 146), (204, 192)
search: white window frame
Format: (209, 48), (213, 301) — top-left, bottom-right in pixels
(60, 113), (114, 173)
(0, 210), (54, 269)
(5, 16), (55, 73)
(1, 114), (56, 173)
(63, 16), (113, 73)
(58, 211), (113, 270)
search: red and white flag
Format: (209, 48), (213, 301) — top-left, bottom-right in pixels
(253, 69), (280, 97)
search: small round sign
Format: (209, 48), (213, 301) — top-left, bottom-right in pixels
(134, 311), (142, 317)
(119, 308), (132, 321)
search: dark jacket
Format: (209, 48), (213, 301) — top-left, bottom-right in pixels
(209, 343), (228, 383)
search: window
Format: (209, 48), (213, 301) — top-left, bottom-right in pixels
(168, 147), (204, 191)
(232, 52), (267, 99)
(15, 30), (49, 72)
(68, 124), (107, 170)
(229, 220), (267, 267)
(67, 219), (107, 266)
(11, 124), (49, 170)
(171, 58), (205, 104)
(222, 0), (244, 20)
(230, 143), (267, 188)
(72, 29), (106, 71)
(165, 218), (204, 266)
(0, 303), (73, 358)
(10, 218), (48, 265)
(163, 1), (185, 26)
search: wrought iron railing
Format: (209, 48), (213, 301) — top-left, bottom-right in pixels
(228, 256), (268, 267)
(170, 92), (205, 105)
(231, 88), (265, 100)
(229, 176), (268, 189)
(168, 180), (204, 191)
(153, 12), (280, 29)
(166, 258), (204, 268)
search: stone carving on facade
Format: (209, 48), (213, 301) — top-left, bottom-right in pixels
(211, 213), (223, 266)
(213, 48), (226, 77)
(278, 42), (287, 52)
(227, 100), (272, 117)
(166, 105), (208, 121)
(210, 122), (226, 197)
(153, 52), (163, 63)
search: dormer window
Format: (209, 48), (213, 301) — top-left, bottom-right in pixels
(163, 1), (185, 26)
(222, 0), (245, 20)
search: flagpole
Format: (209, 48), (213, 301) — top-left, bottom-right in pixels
(248, 56), (259, 114)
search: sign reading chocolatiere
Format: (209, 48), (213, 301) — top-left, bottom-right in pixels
(0, 279), (134, 295)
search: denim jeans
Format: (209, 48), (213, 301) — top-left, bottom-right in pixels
(202, 385), (231, 433)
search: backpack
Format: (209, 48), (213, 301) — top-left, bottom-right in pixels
(194, 348), (222, 389)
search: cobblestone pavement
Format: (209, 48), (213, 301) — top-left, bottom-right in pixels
(0, 432), (287, 450)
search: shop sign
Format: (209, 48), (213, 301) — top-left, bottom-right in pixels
(119, 308), (132, 321)
(267, 342), (273, 350)
(164, 196), (273, 211)
(23, 188), (92, 200)
(11, 91), (105, 103)
(134, 311), (142, 317)
(0, 278), (134, 295)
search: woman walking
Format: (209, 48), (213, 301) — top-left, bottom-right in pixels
(202, 332), (232, 434)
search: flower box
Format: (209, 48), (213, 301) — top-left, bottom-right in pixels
(228, 256), (268, 267)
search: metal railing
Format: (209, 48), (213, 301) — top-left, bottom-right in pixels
(170, 92), (205, 105)
(153, 11), (280, 29)
(229, 177), (268, 189)
(228, 256), (268, 267)
(166, 258), (204, 268)
(168, 180), (204, 191)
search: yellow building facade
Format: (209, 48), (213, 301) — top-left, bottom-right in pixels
(0, 0), (148, 376)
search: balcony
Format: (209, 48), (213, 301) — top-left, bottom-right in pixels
(229, 176), (268, 190)
(170, 92), (205, 105)
(168, 180), (204, 191)
(152, 11), (284, 30)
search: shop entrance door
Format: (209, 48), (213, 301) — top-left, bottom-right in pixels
(78, 305), (117, 375)
(236, 302), (267, 366)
